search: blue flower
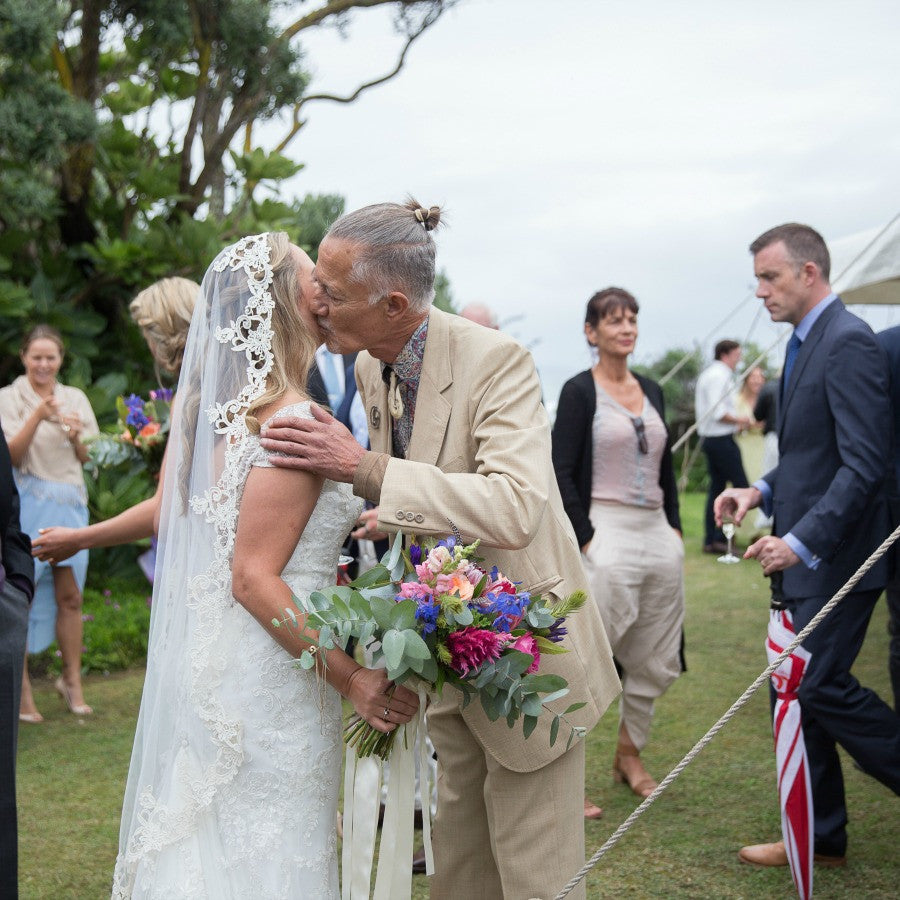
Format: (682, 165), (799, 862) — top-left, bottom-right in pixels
(410, 544), (422, 566)
(484, 590), (528, 632)
(124, 394), (150, 429)
(547, 617), (568, 643)
(414, 595), (440, 635)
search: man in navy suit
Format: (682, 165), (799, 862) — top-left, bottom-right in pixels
(877, 324), (900, 712)
(715, 223), (900, 869)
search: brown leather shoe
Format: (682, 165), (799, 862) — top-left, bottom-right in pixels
(739, 840), (846, 868)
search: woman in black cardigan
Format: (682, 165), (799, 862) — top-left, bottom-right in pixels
(552, 288), (684, 813)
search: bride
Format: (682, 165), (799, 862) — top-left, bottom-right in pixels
(112, 233), (419, 899)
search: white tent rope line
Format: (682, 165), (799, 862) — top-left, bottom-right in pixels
(550, 521), (900, 900)
(658, 290), (757, 387)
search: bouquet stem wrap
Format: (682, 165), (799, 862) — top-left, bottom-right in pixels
(342, 681), (433, 899)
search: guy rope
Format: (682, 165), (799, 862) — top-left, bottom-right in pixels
(549, 522), (900, 900)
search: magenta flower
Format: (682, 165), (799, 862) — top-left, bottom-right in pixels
(511, 633), (540, 673)
(446, 627), (506, 676)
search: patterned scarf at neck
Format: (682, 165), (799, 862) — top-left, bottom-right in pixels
(381, 316), (428, 458)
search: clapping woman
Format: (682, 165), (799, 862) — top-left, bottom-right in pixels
(0, 326), (98, 720)
(552, 288), (684, 804)
(31, 278), (198, 568)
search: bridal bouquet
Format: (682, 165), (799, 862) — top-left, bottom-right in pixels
(283, 535), (588, 759)
(89, 389), (173, 476)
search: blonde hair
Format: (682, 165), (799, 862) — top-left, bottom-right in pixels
(244, 232), (316, 433)
(129, 277), (199, 376)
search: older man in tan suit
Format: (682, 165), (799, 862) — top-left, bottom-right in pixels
(261, 200), (619, 900)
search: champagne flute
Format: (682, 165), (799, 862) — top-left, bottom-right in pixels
(717, 518), (741, 564)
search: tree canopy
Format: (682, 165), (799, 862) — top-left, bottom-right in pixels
(0, 0), (455, 393)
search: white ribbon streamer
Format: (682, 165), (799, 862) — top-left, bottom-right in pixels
(341, 689), (433, 899)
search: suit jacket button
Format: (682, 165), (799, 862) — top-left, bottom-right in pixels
(396, 510), (405, 520)
(405, 511), (415, 522)
(414, 514), (424, 523)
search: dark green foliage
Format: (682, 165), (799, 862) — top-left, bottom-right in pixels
(27, 576), (152, 676)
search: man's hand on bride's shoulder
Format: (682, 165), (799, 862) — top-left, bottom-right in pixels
(345, 667), (419, 734)
(259, 402), (365, 483)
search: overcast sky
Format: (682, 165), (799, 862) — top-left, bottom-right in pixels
(271, 0), (900, 404)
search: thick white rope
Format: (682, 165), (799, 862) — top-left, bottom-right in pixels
(552, 521), (900, 900)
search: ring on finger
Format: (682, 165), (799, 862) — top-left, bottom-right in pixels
(382, 706), (390, 719)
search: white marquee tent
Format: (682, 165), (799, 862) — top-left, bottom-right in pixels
(830, 212), (900, 306)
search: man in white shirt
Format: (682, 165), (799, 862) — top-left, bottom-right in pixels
(694, 339), (752, 552)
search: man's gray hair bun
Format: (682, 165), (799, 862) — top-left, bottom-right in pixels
(406, 198), (442, 232)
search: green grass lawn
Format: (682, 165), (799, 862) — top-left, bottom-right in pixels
(17, 494), (899, 898)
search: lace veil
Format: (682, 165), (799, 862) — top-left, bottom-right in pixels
(114, 234), (283, 886)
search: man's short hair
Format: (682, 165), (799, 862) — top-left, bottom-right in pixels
(714, 339), (740, 360)
(749, 223), (831, 281)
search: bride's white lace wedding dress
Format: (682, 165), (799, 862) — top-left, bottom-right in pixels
(112, 402), (362, 899)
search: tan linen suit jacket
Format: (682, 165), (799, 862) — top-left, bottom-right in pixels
(356, 307), (620, 772)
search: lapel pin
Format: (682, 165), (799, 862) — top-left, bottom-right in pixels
(369, 406), (381, 430)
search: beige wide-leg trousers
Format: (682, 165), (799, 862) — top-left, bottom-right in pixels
(582, 500), (684, 750)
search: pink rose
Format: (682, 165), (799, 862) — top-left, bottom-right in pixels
(426, 545), (452, 574)
(511, 633), (540, 674)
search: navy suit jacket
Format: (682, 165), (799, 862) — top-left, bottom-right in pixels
(763, 299), (892, 598)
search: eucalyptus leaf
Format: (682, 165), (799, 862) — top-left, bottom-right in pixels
(550, 715), (561, 746)
(540, 688), (570, 706)
(564, 701), (587, 715)
(384, 532), (404, 578)
(522, 714), (538, 739)
(418, 656), (439, 683)
(382, 629), (406, 670)
(401, 629), (431, 660)
(351, 564), (391, 590)
(369, 596), (395, 631)
(389, 599), (417, 631)
(299, 652), (316, 670)
(520, 673), (567, 694)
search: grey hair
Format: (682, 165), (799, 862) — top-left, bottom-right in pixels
(325, 197), (443, 313)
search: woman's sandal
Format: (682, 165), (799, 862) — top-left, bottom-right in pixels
(55, 677), (93, 716)
(18, 711), (44, 724)
(583, 798), (604, 820)
(612, 746), (657, 799)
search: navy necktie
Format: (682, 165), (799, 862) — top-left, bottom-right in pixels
(782, 333), (802, 398)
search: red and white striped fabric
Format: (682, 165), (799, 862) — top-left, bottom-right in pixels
(767, 608), (814, 900)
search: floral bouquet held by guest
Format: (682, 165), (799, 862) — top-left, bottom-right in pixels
(89, 390), (172, 478)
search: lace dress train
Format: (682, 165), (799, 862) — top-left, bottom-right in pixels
(112, 403), (362, 899)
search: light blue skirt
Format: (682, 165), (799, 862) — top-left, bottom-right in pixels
(15, 472), (89, 653)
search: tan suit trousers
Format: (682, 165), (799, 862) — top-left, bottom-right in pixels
(428, 697), (586, 900)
